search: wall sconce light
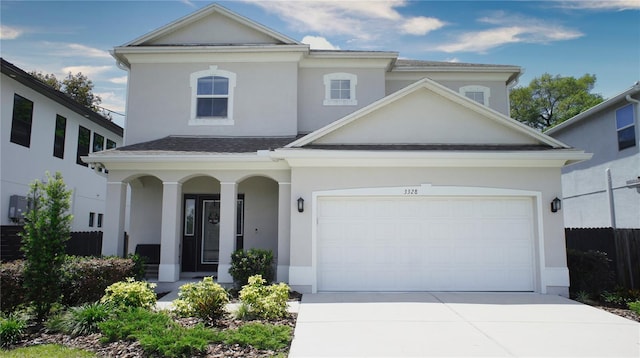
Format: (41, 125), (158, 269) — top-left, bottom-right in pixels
(551, 197), (561, 213)
(297, 197), (304, 213)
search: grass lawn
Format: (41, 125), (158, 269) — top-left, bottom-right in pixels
(0, 344), (95, 357)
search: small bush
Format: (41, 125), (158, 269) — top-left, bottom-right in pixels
(0, 314), (26, 347)
(173, 276), (229, 321)
(567, 249), (614, 298)
(100, 278), (156, 310)
(601, 288), (640, 307)
(229, 249), (274, 288)
(138, 324), (217, 358)
(222, 322), (291, 351)
(99, 307), (172, 343)
(628, 301), (640, 314)
(0, 260), (25, 313)
(51, 303), (111, 336)
(239, 275), (289, 320)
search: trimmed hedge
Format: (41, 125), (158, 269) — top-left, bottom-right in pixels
(1, 256), (142, 313)
(229, 249), (274, 289)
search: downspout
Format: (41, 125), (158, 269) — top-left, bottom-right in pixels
(115, 60), (130, 145)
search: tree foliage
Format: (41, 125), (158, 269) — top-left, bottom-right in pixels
(30, 71), (105, 115)
(21, 172), (72, 319)
(510, 73), (604, 131)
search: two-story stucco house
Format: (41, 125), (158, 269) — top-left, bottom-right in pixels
(85, 4), (589, 296)
(546, 83), (640, 229)
(1, 58), (124, 232)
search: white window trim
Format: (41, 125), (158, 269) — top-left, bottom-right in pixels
(189, 66), (236, 126)
(323, 72), (357, 106)
(459, 85), (490, 106)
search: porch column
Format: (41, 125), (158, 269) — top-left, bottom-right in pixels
(103, 181), (127, 256)
(277, 182), (291, 282)
(159, 181), (182, 282)
(217, 181), (237, 284)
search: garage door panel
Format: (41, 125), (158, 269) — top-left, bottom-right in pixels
(317, 196), (535, 292)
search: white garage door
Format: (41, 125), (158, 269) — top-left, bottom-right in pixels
(317, 196), (535, 292)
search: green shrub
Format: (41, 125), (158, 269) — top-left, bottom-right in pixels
(172, 276), (229, 321)
(51, 303), (111, 336)
(21, 172), (73, 319)
(100, 278), (156, 310)
(222, 322), (291, 351)
(0, 260), (25, 314)
(99, 308), (218, 357)
(239, 275), (289, 319)
(229, 249), (274, 288)
(628, 301), (640, 314)
(60, 256), (140, 307)
(601, 288), (640, 307)
(567, 249), (614, 298)
(1, 256), (141, 313)
(0, 314), (26, 347)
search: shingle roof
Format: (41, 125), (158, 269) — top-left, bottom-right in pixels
(393, 59), (519, 69)
(115, 136), (301, 154)
(1, 58), (123, 137)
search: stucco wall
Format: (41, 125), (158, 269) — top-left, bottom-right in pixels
(551, 100), (639, 228)
(239, 176), (279, 256)
(128, 176), (163, 251)
(386, 78), (511, 116)
(125, 61), (298, 145)
(297, 67), (386, 133)
(1, 74), (123, 231)
(288, 165), (566, 293)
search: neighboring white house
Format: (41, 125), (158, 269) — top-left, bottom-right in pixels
(546, 83), (640, 229)
(1, 58), (124, 232)
(85, 4), (590, 296)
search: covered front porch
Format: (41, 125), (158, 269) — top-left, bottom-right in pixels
(103, 169), (292, 284)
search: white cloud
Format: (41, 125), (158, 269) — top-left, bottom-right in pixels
(242, 0), (446, 42)
(435, 13), (583, 53)
(400, 16), (445, 35)
(109, 76), (128, 85)
(180, 0), (196, 8)
(61, 65), (112, 77)
(64, 43), (112, 58)
(302, 35), (340, 50)
(0, 25), (23, 40)
(556, 0), (640, 11)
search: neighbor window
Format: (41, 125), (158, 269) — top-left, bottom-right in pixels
(93, 132), (104, 152)
(189, 66), (236, 125)
(616, 103), (636, 150)
(459, 85), (490, 106)
(76, 126), (90, 166)
(53, 115), (66, 159)
(10, 94), (34, 148)
(89, 212), (95, 227)
(97, 213), (103, 228)
(106, 138), (116, 150)
(323, 73), (357, 106)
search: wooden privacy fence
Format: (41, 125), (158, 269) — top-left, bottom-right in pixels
(565, 227), (640, 289)
(1, 226), (102, 261)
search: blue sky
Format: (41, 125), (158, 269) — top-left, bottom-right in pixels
(1, 0), (639, 127)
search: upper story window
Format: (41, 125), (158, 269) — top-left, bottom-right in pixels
(106, 138), (116, 150)
(76, 126), (90, 167)
(616, 103), (636, 150)
(323, 73), (357, 106)
(53, 115), (66, 159)
(10, 94), (34, 148)
(189, 66), (236, 126)
(93, 132), (104, 152)
(459, 85), (490, 106)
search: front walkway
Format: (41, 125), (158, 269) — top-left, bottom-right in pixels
(289, 292), (640, 357)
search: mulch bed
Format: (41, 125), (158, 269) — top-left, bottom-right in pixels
(10, 313), (297, 358)
(595, 306), (640, 323)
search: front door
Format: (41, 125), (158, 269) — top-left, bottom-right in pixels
(182, 194), (244, 272)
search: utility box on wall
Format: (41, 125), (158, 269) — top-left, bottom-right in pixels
(8, 195), (29, 223)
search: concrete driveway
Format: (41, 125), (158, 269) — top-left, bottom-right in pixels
(288, 292), (640, 357)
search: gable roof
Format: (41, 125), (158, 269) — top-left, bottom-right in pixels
(1, 58), (123, 137)
(287, 77), (569, 149)
(108, 135), (301, 154)
(545, 82), (640, 135)
(121, 3), (300, 47)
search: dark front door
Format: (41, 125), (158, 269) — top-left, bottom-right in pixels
(182, 194), (244, 272)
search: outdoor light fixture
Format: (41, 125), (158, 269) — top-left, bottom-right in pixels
(551, 197), (562, 213)
(297, 197), (304, 213)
